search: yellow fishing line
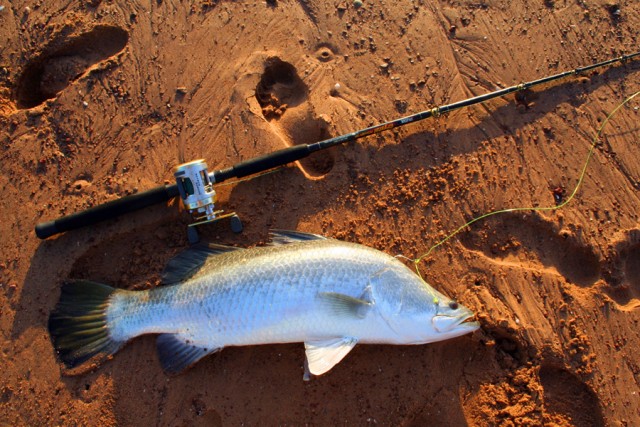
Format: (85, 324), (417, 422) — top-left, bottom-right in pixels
(412, 90), (640, 279)
(215, 90), (639, 286)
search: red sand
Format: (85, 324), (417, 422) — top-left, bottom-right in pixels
(1, 1), (639, 425)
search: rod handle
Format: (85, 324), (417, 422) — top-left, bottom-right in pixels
(213, 144), (312, 182)
(35, 184), (180, 239)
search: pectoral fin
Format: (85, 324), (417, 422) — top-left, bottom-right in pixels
(304, 337), (358, 376)
(156, 334), (221, 375)
(318, 286), (374, 319)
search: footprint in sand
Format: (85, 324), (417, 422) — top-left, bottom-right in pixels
(254, 56), (337, 178)
(460, 213), (601, 287)
(539, 364), (605, 426)
(602, 229), (640, 310)
(461, 213), (640, 313)
(14, 25), (128, 109)
(255, 57), (308, 120)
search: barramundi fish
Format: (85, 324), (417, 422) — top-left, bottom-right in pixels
(48, 231), (480, 378)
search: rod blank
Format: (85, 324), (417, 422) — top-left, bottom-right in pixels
(35, 51), (640, 239)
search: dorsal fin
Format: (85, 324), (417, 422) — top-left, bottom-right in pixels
(161, 243), (244, 285)
(269, 230), (327, 246)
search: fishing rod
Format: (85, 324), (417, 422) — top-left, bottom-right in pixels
(35, 51), (640, 240)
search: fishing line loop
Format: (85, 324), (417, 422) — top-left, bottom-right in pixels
(411, 90), (640, 280)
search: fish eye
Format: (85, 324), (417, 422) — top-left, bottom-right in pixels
(449, 301), (459, 310)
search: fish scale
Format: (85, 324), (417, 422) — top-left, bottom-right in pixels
(48, 231), (479, 378)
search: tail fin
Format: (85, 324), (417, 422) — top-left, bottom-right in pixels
(48, 280), (125, 369)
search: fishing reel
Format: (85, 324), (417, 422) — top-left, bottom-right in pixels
(174, 159), (242, 243)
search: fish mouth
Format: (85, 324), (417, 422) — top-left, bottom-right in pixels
(458, 314), (480, 330)
(432, 312), (480, 333)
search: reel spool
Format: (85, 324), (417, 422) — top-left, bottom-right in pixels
(174, 159), (242, 243)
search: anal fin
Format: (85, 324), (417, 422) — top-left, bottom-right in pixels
(156, 334), (221, 375)
(304, 337), (358, 377)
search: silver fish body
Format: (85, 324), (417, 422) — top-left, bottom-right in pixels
(49, 231), (479, 377)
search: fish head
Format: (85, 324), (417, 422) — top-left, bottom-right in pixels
(373, 264), (480, 344)
(430, 289), (480, 338)
(393, 289), (479, 344)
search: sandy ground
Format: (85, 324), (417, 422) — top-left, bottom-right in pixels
(1, 0), (640, 425)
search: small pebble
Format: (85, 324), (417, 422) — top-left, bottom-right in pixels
(71, 180), (91, 193)
(606, 3), (621, 18)
(353, 0), (363, 8)
(82, 101), (89, 108)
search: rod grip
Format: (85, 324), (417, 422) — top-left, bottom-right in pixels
(35, 184), (179, 239)
(213, 144), (312, 182)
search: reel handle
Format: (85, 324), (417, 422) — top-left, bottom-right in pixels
(35, 184), (180, 239)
